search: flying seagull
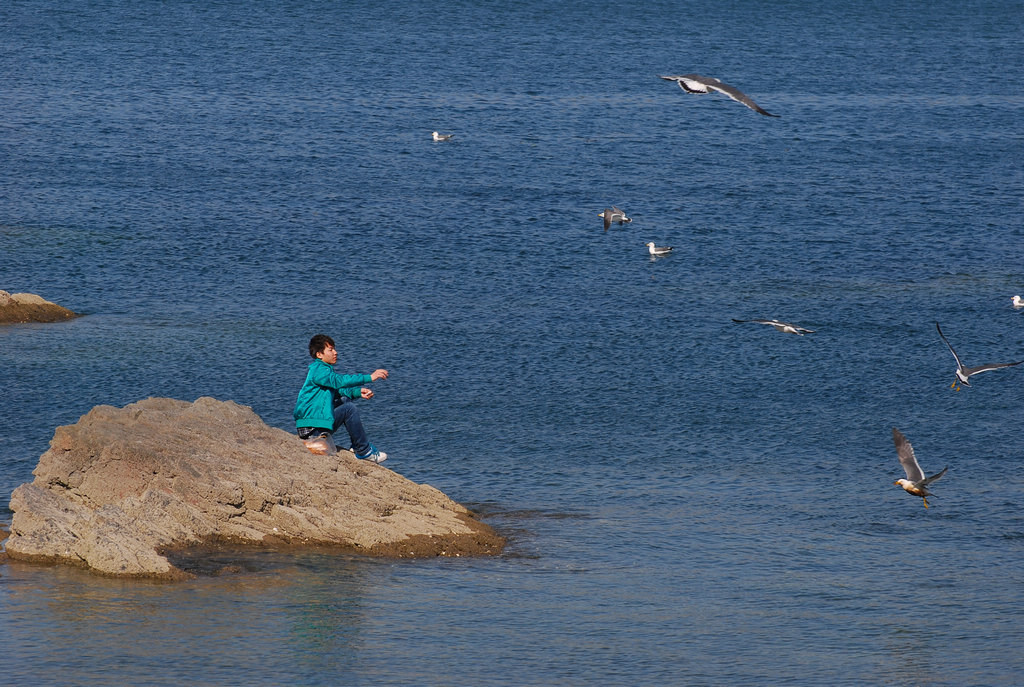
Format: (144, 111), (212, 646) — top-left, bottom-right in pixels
(731, 318), (814, 335)
(935, 322), (1023, 390)
(599, 206), (632, 231)
(659, 74), (779, 117)
(431, 131), (453, 141)
(1012, 295), (1024, 309)
(892, 428), (947, 509)
(645, 242), (673, 256)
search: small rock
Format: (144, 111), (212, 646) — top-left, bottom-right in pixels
(0, 290), (78, 324)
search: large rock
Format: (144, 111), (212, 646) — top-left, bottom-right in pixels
(0, 290), (78, 324)
(4, 397), (504, 578)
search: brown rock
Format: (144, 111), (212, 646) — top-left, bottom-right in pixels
(3, 397), (504, 578)
(0, 290), (79, 324)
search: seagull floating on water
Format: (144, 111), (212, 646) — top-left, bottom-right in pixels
(1012, 295), (1024, 309)
(731, 318), (814, 335)
(659, 74), (779, 117)
(645, 242), (673, 256)
(599, 206), (632, 231)
(936, 322), (1023, 390)
(431, 131), (453, 141)
(892, 428), (948, 509)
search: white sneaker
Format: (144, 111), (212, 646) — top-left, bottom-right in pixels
(357, 445), (388, 463)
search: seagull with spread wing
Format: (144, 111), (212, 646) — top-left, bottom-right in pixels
(732, 318), (814, 335)
(599, 206), (631, 231)
(892, 428), (947, 509)
(936, 322), (1023, 390)
(659, 74), (779, 117)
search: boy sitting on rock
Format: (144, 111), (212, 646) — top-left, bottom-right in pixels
(294, 334), (389, 462)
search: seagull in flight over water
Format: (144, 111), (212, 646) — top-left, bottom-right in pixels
(659, 74), (779, 117)
(599, 206), (632, 231)
(892, 428), (947, 509)
(732, 318), (814, 335)
(936, 322), (1023, 390)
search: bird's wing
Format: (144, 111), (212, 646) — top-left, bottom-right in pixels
(962, 360), (1024, 376)
(935, 323), (964, 371)
(679, 74), (718, 87)
(773, 321), (812, 332)
(704, 80), (779, 117)
(675, 77), (708, 93)
(734, 319), (792, 329)
(920, 465), (948, 486)
(892, 428), (926, 483)
(603, 210), (612, 231)
(661, 74), (715, 93)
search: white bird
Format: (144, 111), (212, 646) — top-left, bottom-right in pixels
(659, 74), (779, 117)
(432, 131), (453, 141)
(731, 318), (814, 335)
(892, 428), (948, 509)
(645, 242), (673, 256)
(936, 322), (1023, 390)
(599, 206), (632, 231)
(1012, 295), (1024, 309)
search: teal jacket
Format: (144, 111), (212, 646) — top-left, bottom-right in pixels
(293, 359), (372, 430)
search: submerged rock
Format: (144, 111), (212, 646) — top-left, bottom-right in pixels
(4, 397), (504, 579)
(0, 290), (78, 324)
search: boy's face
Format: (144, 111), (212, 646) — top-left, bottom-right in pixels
(316, 344), (338, 365)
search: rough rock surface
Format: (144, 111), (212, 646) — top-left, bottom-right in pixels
(0, 290), (78, 324)
(4, 397), (504, 578)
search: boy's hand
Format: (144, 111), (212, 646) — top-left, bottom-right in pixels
(361, 388), (374, 399)
(370, 369), (389, 381)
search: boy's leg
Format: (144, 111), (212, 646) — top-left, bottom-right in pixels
(332, 399), (371, 456)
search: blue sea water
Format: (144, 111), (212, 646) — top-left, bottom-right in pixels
(2, 0), (1024, 684)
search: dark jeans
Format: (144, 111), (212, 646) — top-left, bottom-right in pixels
(297, 398), (370, 456)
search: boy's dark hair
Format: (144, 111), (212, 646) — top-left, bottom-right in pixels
(308, 334), (335, 359)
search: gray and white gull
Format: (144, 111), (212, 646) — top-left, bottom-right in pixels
(659, 74), (779, 117)
(892, 428), (947, 509)
(732, 318), (814, 335)
(936, 322), (1023, 390)
(599, 206), (631, 231)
